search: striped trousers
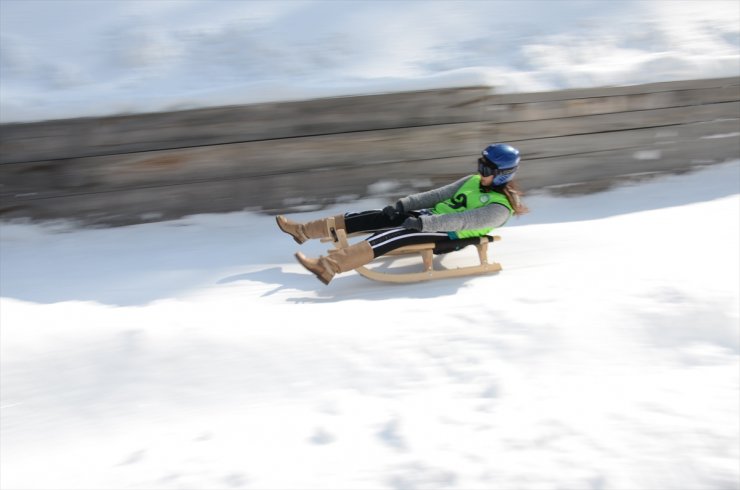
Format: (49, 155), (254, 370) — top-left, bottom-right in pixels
(344, 210), (451, 258)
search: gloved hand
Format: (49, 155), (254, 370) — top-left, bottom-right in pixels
(402, 216), (422, 231)
(382, 201), (404, 220)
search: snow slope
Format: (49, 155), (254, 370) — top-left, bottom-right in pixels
(1, 162), (738, 489)
(1, 0), (739, 122)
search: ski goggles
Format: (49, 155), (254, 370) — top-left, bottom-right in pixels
(478, 157), (518, 178)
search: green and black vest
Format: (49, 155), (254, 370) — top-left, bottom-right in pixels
(432, 175), (513, 238)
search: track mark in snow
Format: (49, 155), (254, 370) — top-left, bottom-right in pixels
(309, 427), (335, 445)
(117, 450), (146, 466)
(387, 462), (458, 490)
(194, 432), (213, 442)
(223, 473), (249, 488)
(378, 418), (407, 451)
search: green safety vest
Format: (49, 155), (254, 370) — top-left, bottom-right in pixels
(432, 175), (514, 239)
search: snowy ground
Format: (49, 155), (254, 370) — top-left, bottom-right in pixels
(1, 161), (738, 490)
(1, 0), (739, 122)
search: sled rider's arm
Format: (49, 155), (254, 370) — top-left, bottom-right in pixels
(397, 176), (470, 212)
(420, 203), (511, 232)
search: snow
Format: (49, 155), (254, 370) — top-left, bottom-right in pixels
(1, 161), (739, 489)
(1, 0), (739, 123)
(1, 1), (739, 488)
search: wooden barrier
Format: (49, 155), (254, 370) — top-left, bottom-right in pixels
(1, 77), (738, 226)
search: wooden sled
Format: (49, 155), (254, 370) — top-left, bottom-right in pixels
(322, 217), (503, 283)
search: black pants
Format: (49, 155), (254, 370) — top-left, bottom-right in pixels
(344, 210), (451, 257)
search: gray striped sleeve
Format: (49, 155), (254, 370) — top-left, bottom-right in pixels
(398, 176), (471, 211)
(419, 203), (511, 232)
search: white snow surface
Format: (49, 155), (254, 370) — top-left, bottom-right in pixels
(1, 161), (739, 489)
(1, 0), (739, 123)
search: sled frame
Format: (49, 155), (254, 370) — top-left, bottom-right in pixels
(323, 217), (502, 283)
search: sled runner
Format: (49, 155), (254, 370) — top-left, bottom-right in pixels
(322, 217), (503, 283)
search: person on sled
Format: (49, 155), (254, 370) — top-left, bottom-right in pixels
(276, 143), (528, 285)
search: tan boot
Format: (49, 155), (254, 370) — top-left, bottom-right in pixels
(295, 241), (375, 285)
(276, 214), (346, 244)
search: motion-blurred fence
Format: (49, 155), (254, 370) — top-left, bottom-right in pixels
(1, 76), (738, 226)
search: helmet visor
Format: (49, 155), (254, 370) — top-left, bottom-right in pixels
(478, 158), (517, 179)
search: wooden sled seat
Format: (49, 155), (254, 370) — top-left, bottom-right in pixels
(324, 218), (503, 283)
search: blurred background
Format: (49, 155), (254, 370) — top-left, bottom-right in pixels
(1, 0), (738, 225)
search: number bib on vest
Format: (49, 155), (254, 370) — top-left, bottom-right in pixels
(433, 175), (513, 238)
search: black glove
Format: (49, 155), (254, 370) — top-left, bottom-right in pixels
(382, 201), (404, 220)
(402, 216), (422, 231)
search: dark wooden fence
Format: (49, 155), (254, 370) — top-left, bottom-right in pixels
(1, 76), (738, 226)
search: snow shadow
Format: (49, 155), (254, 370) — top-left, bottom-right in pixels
(217, 259), (473, 303)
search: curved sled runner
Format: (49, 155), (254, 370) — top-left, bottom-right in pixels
(323, 217), (503, 284)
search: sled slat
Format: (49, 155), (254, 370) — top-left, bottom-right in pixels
(354, 262), (502, 283)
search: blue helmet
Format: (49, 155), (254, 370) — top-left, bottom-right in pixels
(480, 143), (521, 186)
